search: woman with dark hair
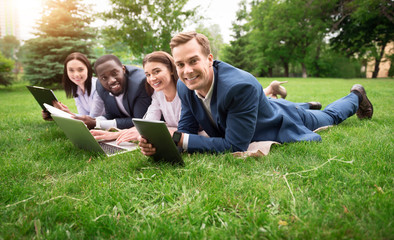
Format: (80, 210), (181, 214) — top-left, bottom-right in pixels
(43, 52), (105, 119)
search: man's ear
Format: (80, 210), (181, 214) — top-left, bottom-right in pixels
(208, 54), (214, 67)
(122, 65), (126, 73)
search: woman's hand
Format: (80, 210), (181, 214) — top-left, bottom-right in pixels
(90, 129), (121, 141)
(53, 101), (73, 115)
(116, 127), (139, 144)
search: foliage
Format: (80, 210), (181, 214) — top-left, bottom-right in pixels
(0, 52), (14, 86)
(0, 35), (20, 60)
(220, 0), (256, 74)
(388, 53), (394, 77)
(330, 0), (394, 78)
(249, 0), (338, 78)
(196, 24), (224, 60)
(93, 41), (139, 66)
(223, 0), (393, 78)
(21, 0), (96, 87)
(0, 79), (393, 238)
(304, 43), (364, 78)
(101, 0), (197, 56)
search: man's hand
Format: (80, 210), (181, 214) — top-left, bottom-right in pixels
(90, 129), (121, 141)
(264, 80), (288, 99)
(73, 115), (96, 129)
(116, 127), (139, 144)
(138, 135), (156, 156)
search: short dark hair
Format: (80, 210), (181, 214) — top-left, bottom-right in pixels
(63, 52), (92, 98)
(142, 51), (179, 96)
(93, 54), (123, 74)
(170, 31), (211, 56)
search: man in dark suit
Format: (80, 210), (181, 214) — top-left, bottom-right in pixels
(139, 31), (373, 154)
(75, 54), (151, 129)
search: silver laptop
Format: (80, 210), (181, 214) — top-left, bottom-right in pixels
(45, 104), (137, 156)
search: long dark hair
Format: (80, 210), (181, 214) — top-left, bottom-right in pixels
(142, 51), (179, 96)
(63, 52), (93, 98)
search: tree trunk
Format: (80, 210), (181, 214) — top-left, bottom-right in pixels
(283, 62), (289, 77)
(301, 63), (308, 78)
(372, 42), (387, 78)
(314, 44), (322, 77)
(268, 67), (273, 77)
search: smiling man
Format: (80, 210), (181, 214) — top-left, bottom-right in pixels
(139, 31), (373, 154)
(74, 55), (151, 129)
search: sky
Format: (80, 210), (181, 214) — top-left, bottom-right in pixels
(16, 0), (242, 43)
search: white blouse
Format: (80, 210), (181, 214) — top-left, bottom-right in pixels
(144, 91), (181, 128)
(74, 77), (105, 117)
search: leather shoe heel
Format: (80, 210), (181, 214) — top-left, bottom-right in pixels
(307, 102), (322, 110)
(350, 84), (373, 119)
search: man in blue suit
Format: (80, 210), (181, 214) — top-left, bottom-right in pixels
(139, 32), (373, 154)
(75, 54), (151, 129)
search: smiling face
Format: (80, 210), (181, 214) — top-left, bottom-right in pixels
(172, 38), (214, 97)
(95, 60), (126, 96)
(66, 59), (88, 89)
(144, 62), (175, 92)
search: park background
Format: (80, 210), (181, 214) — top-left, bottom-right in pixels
(0, 0), (393, 239)
(0, 0), (393, 86)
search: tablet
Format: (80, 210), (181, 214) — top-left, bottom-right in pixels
(132, 118), (184, 166)
(26, 86), (58, 111)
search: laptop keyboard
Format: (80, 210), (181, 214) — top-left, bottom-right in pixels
(99, 142), (127, 155)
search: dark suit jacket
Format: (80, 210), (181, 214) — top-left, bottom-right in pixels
(177, 60), (321, 153)
(96, 65), (151, 129)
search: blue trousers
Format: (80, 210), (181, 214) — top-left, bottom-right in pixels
(297, 93), (359, 131)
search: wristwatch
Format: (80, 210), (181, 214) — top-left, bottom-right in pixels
(172, 131), (182, 146)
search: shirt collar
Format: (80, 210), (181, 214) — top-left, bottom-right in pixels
(195, 74), (215, 101)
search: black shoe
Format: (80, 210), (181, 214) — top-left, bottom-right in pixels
(308, 102), (322, 110)
(350, 84), (373, 119)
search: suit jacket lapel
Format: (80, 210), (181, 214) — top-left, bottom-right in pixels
(199, 63), (222, 137)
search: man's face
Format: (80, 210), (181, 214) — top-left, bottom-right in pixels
(96, 60), (126, 96)
(172, 38), (213, 97)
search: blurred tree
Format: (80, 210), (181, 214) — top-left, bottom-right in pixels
(306, 43), (363, 78)
(249, 0), (337, 78)
(93, 40), (139, 66)
(221, 0), (256, 74)
(0, 52), (14, 86)
(101, 0), (197, 56)
(330, 0), (394, 78)
(21, 0), (96, 87)
(0, 35), (20, 59)
(0, 35), (21, 79)
(196, 24), (224, 60)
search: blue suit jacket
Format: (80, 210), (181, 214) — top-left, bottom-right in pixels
(96, 65), (151, 129)
(177, 61), (321, 153)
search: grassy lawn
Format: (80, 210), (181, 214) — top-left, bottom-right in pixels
(0, 78), (392, 239)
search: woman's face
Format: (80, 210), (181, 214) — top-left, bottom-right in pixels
(67, 59), (88, 89)
(144, 61), (175, 92)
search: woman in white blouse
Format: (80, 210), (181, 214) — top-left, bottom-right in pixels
(42, 52), (105, 119)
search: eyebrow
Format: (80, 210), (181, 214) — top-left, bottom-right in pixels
(175, 55), (199, 65)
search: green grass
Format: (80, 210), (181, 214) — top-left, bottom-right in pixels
(0, 78), (393, 239)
